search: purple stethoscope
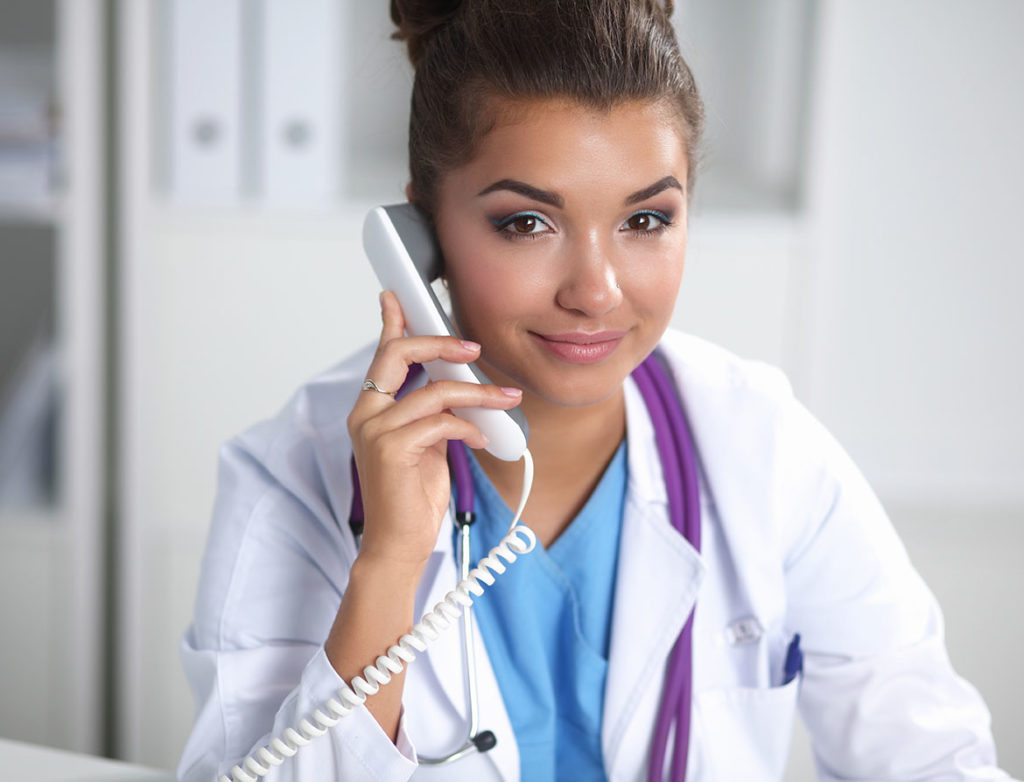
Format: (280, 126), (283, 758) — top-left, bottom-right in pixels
(348, 350), (701, 780)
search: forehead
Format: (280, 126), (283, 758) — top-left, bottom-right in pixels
(443, 98), (690, 201)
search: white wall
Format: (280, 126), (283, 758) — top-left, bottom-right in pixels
(802, 0), (1024, 508)
(784, 1), (1024, 777)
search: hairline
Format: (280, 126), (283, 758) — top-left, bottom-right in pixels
(415, 91), (697, 211)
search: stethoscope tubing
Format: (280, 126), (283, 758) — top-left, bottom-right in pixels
(632, 357), (701, 781)
(643, 354), (704, 780)
(417, 517), (491, 766)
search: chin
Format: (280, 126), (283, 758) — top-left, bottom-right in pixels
(537, 384), (625, 409)
(483, 353), (635, 409)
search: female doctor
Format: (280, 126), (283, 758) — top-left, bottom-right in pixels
(179, 1), (1009, 780)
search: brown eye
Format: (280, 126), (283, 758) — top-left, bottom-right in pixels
(494, 212), (551, 237)
(511, 215), (538, 233)
(622, 210), (671, 232)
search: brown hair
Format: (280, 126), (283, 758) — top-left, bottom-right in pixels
(390, 0), (704, 214)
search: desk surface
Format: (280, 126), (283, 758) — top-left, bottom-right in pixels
(0, 738), (175, 781)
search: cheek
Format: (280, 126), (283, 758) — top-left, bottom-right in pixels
(449, 269), (500, 330)
(445, 247), (553, 329)
(627, 249), (686, 320)
(444, 246), (520, 334)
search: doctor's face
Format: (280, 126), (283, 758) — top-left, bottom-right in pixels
(432, 98), (689, 409)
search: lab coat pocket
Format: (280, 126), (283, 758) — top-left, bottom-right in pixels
(693, 675), (800, 781)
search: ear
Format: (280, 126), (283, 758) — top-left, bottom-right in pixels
(404, 182), (414, 202)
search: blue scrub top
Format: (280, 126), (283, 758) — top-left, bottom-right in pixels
(456, 442), (628, 781)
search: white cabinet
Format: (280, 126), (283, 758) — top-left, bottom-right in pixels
(0, 0), (105, 754)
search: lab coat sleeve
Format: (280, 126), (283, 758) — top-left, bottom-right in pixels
(177, 434), (419, 782)
(778, 396), (1009, 780)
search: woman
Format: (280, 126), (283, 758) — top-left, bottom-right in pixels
(179, 1), (1007, 780)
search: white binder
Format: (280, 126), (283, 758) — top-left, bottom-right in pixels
(167, 0), (244, 202)
(259, 0), (343, 204)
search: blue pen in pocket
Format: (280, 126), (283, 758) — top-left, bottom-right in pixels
(783, 633), (803, 685)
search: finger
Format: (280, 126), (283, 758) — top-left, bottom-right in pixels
(377, 290), (406, 347)
(360, 335), (482, 402)
(373, 381), (522, 431)
(377, 412), (492, 459)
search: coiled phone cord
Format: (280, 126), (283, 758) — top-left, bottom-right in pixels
(219, 450), (536, 782)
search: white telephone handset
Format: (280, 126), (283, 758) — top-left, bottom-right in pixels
(362, 203), (529, 461)
(218, 206), (536, 782)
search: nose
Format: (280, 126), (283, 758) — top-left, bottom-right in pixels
(555, 234), (623, 318)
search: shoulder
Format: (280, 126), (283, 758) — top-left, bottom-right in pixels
(652, 329), (849, 564)
(234, 341), (377, 462)
(653, 328), (801, 471)
(655, 330), (796, 433)
(192, 342), (377, 648)
(650, 329), (808, 507)
(224, 338), (382, 529)
(218, 340), (377, 526)
(656, 329), (794, 401)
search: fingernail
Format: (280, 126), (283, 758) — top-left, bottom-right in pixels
(461, 340), (480, 351)
(500, 387), (522, 397)
(379, 291), (386, 309)
(479, 433), (490, 446)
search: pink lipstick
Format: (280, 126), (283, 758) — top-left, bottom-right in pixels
(531, 330), (627, 364)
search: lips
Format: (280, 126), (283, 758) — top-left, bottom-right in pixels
(531, 330), (627, 364)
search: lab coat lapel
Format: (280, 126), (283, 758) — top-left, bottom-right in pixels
(414, 510), (519, 779)
(669, 345), (785, 625)
(603, 379), (707, 777)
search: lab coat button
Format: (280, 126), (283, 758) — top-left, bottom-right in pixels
(724, 617), (764, 645)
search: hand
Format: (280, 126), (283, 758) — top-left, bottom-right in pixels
(346, 291), (523, 573)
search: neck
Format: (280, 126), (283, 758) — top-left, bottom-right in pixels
(474, 388), (627, 546)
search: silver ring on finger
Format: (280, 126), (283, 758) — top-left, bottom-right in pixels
(362, 378), (396, 396)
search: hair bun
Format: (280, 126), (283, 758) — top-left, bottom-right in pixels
(390, 0), (463, 67)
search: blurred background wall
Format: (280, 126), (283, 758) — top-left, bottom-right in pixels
(0, 0), (1020, 778)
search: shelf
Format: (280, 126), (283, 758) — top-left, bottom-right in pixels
(0, 507), (63, 539)
(0, 196), (58, 224)
(0, 41), (59, 224)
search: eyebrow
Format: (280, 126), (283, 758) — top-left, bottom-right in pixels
(477, 175), (683, 208)
(477, 179), (564, 208)
(624, 175), (683, 205)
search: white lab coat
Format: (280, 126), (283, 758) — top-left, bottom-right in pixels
(179, 330), (1009, 781)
